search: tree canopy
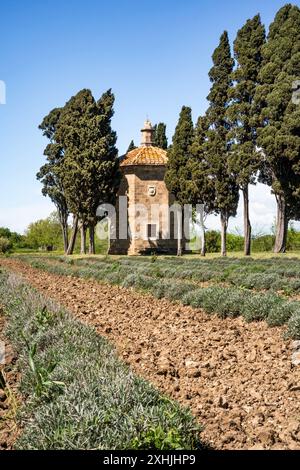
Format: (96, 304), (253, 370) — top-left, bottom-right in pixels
(204, 31), (239, 256)
(226, 14), (266, 255)
(38, 88), (120, 254)
(127, 140), (136, 152)
(165, 106), (194, 205)
(153, 122), (168, 149)
(37, 107), (69, 251)
(254, 4), (300, 252)
(25, 213), (62, 249)
(165, 106), (194, 255)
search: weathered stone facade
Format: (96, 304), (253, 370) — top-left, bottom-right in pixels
(108, 121), (178, 255)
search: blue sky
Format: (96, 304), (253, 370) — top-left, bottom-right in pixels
(0, 0), (297, 234)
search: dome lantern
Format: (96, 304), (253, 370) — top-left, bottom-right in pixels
(141, 119), (154, 146)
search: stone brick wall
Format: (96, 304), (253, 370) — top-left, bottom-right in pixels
(108, 165), (178, 255)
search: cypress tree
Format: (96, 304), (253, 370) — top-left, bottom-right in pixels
(90, 89), (121, 253)
(56, 88), (120, 255)
(189, 116), (216, 256)
(205, 31), (239, 256)
(127, 140), (136, 152)
(165, 106), (194, 255)
(227, 15), (266, 256)
(153, 122), (168, 149)
(37, 108), (69, 253)
(55, 89), (93, 254)
(254, 4), (300, 253)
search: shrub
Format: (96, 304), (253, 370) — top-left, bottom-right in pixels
(102, 271), (123, 284)
(229, 272), (282, 290)
(267, 301), (299, 327)
(153, 280), (195, 301)
(182, 288), (209, 309)
(286, 279), (300, 293)
(204, 231), (244, 253)
(130, 426), (186, 450)
(213, 289), (246, 318)
(241, 292), (283, 322)
(0, 236), (13, 253)
(122, 273), (156, 291)
(286, 310), (300, 339)
(182, 286), (245, 318)
(226, 234), (244, 252)
(205, 231), (221, 253)
(252, 234), (275, 252)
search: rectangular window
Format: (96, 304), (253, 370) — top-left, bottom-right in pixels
(147, 224), (157, 239)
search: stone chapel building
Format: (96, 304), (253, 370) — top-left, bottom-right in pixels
(108, 120), (178, 255)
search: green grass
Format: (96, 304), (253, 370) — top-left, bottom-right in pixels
(0, 269), (202, 450)
(8, 253), (300, 339)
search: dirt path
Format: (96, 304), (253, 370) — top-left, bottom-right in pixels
(0, 310), (20, 449)
(1, 258), (300, 450)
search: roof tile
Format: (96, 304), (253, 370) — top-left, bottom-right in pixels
(120, 145), (168, 167)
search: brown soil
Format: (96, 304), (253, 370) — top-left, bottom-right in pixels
(0, 308), (20, 450)
(1, 258), (300, 450)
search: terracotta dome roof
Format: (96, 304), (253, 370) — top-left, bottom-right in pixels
(120, 145), (168, 167)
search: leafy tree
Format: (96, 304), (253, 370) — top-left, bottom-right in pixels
(0, 237), (13, 254)
(227, 15), (266, 255)
(165, 106), (194, 255)
(37, 107), (69, 253)
(25, 213), (62, 250)
(0, 227), (11, 238)
(205, 31), (239, 256)
(56, 89), (120, 254)
(153, 122), (168, 149)
(127, 140), (137, 152)
(254, 4), (300, 253)
(0, 227), (23, 245)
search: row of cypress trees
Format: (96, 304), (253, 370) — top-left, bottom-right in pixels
(165, 4), (300, 256)
(38, 4), (300, 257)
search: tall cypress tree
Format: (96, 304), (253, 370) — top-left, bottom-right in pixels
(153, 122), (168, 149)
(205, 31), (239, 256)
(90, 89), (121, 253)
(165, 106), (194, 255)
(56, 88), (120, 255)
(37, 108), (69, 253)
(189, 116), (216, 256)
(127, 140), (136, 152)
(55, 90), (93, 254)
(254, 4), (300, 253)
(227, 15), (266, 256)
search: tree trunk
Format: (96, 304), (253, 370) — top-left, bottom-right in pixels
(243, 185), (251, 256)
(177, 236), (182, 257)
(220, 213), (227, 257)
(274, 195), (288, 253)
(62, 221), (69, 254)
(58, 209), (69, 254)
(89, 224), (95, 255)
(201, 228), (206, 257)
(80, 224), (87, 254)
(199, 207), (206, 257)
(177, 210), (183, 256)
(66, 215), (78, 255)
